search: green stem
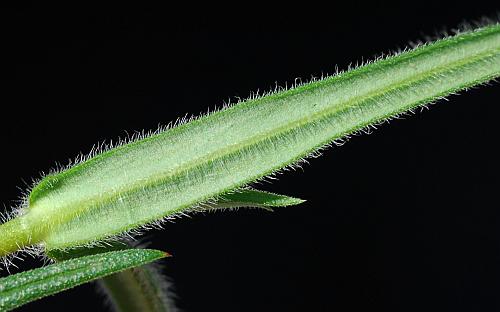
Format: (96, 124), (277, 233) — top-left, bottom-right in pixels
(98, 264), (174, 312)
(0, 216), (36, 256)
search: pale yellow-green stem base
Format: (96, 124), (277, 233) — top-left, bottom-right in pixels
(0, 215), (43, 257)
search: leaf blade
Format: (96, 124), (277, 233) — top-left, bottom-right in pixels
(0, 23), (499, 254)
(0, 249), (167, 311)
(213, 189), (305, 211)
(29, 24), (500, 250)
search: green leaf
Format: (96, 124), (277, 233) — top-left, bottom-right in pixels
(46, 241), (130, 262)
(0, 249), (168, 311)
(7, 168), (300, 311)
(214, 189), (305, 211)
(48, 243), (176, 312)
(0, 23), (499, 255)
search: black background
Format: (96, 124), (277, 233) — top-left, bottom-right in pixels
(1, 3), (500, 311)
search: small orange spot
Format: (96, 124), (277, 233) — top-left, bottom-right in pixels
(163, 251), (172, 257)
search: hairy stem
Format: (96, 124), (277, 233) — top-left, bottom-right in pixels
(99, 265), (174, 312)
(0, 216), (42, 256)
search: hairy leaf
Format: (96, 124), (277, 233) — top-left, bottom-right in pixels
(0, 23), (499, 255)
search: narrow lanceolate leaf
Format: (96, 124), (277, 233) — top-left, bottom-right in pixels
(0, 249), (168, 311)
(0, 23), (499, 255)
(48, 245), (176, 312)
(212, 189), (305, 211)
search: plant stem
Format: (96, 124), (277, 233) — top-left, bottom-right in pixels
(98, 264), (174, 312)
(0, 216), (36, 257)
